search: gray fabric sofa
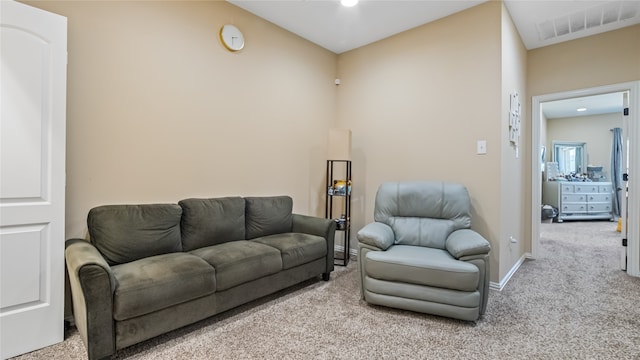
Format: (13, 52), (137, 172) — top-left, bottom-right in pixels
(65, 196), (335, 360)
(357, 181), (491, 321)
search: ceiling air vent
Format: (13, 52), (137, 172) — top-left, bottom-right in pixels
(537, 1), (640, 41)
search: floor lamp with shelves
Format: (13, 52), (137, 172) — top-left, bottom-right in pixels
(325, 160), (351, 266)
(326, 129), (352, 266)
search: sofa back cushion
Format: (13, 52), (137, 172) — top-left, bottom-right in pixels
(178, 197), (246, 251)
(245, 196), (293, 240)
(88, 204), (183, 265)
(374, 181), (471, 249)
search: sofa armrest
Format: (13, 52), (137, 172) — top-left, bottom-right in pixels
(357, 222), (394, 250)
(292, 214), (336, 274)
(445, 229), (491, 259)
(65, 238), (116, 360)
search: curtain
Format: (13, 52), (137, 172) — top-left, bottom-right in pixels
(611, 127), (623, 218)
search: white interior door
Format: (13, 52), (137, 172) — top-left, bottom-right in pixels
(0, 1), (67, 358)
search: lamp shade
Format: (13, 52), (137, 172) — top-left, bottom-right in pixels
(328, 129), (352, 160)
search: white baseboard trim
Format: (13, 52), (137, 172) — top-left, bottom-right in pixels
(489, 252), (531, 291)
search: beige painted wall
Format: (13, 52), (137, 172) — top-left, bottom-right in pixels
(528, 25), (640, 97)
(499, 3), (528, 282)
(336, 1), (508, 282)
(22, 1), (339, 239)
(546, 113), (623, 180)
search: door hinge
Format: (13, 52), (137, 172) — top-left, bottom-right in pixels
(623, 173), (629, 181)
(624, 108), (629, 116)
(622, 238), (628, 247)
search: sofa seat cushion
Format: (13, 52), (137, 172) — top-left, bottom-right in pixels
(112, 253), (216, 321)
(253, 233), (327, 269)
(365, 245), (478, 292)
(190, 240), (282, 291)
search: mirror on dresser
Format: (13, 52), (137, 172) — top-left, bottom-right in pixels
(545, 139), (613, 222)
(552, 141), (586, 176)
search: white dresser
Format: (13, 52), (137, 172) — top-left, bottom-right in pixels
(542, 181), (614, 222)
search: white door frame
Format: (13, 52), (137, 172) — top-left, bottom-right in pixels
(531, 81), (640, 277)
(621, 91), (631, 271)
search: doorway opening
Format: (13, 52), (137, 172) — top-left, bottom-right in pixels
(531, 82), (640, 277)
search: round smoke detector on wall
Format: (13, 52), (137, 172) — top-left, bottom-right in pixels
(220, 24), (244, 52)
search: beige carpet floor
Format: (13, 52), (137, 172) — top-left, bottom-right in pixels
(13, 220), (640, 359)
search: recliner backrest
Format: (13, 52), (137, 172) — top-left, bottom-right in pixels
(374, 181), (471, 249)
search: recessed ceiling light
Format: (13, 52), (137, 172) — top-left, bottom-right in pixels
(341, 0), (358, 7)
(577, 107), (587, 112)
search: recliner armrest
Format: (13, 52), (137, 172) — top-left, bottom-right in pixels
(445, 229), (491, 259)
(357, 222), (394, 250)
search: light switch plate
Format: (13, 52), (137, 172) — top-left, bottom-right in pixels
(477, 140), (487, 155)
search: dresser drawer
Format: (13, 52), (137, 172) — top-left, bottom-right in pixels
(562, 194), (586, 202)
(588, 194), (611, 203)
(574, 184), (599, 193)
(589, 203), (612, 213)
(598, 185), (612, 193)
(560, 184), (574, 193)
(562, 204), (587, 213)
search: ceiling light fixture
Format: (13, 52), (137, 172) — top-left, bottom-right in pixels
(341, 0), (358, 7)
(577, 107), (587, 112)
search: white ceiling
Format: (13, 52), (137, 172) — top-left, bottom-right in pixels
(542, 92), (624, 119)
(226, 0), (638, 116)
(228, 0), (486, 54)
(227, 0), (640, 53)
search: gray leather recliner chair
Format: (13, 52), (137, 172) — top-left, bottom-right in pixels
(357, 181), (491, 321)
